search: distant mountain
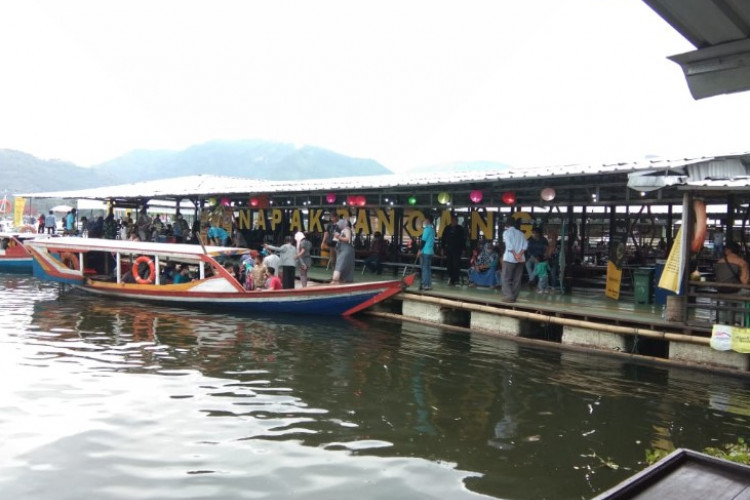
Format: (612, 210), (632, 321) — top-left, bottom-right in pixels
(92, 140), (392, 183)
(1, 140), (393, 195)
(0, 149), (113, 194)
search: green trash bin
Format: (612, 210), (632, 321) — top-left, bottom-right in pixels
(633, 267), (654, 304)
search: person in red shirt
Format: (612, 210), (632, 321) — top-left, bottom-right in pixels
(264, 267), (283, 290)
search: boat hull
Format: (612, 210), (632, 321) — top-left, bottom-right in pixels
(77, 279), (407, 316)
(0, 257), (33, 273)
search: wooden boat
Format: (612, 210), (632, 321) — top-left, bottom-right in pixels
(0, 232), (47, 273)
(26, 237), (414, 316)
(592, 448), (750, 500)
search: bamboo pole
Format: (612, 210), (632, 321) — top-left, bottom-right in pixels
(400, 293), (710, 346)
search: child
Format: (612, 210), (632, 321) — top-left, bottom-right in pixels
(264, 267), (283, 290)
(531, 253), (550, 293)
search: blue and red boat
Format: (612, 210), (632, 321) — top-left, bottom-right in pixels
(0, 232), (44, 273)
(26, 237), (414, 316)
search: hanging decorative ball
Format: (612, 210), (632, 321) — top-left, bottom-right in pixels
(407, 196), (417, 206)
(208, 197), (218, 206)
(469, 190), (483, 203)
(356, 195), (367, 207)
(540, 188), (556, 202)
(437, 192), (452, 205)
(346, 195), (357, 206)
(326, 193), (337, 204)
(220, 197), (230, 207)
(501, 191), (516, 205)
(249, 198), (259, 207)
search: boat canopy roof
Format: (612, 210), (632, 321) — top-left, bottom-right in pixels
(26, 237), (250, 261)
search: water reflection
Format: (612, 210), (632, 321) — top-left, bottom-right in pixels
(2, 276), (750, 499)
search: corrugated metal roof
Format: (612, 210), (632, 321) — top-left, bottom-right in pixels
(15, 155), (721, 201)
(642, 0), (750, 98)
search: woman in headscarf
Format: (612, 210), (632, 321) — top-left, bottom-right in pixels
(295, 231), (312, 287)
(468, 242), (499, 287)
(331, 217), (355, 284)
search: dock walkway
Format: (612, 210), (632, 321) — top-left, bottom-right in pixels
(306, 265), (750, 376)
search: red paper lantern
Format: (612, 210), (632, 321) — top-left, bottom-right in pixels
(469, 190), (483, 203)
(356, 195), (366, 207)
(220, 197), (230, 207)
(501, 191), (516, 205)
(326, 193), (337, 204)
(249, 198), (259, 207)
(346, 195), (357, 206)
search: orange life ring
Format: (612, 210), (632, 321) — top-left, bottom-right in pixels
(691, 198), (707, 253)
(133, 256), (155, 284)
(60, 252), (80, 270)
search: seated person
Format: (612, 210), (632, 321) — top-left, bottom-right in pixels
(714, 241), (749, 324)
(468, 242), (499, 287)
(715, 241), (749, 289)
(263, 266), (283, 290)
(172, 265), (192, 284)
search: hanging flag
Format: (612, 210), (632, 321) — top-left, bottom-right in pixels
(13, 197), (25, 228)
(658, 226), (684, 294)
(605, 220), (628, 300)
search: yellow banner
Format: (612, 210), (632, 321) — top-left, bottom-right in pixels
(711, 324), (750, 354)
(658, 226), (683, 293)
(13, 197), (25, 228)
(605, 261), (622, 299)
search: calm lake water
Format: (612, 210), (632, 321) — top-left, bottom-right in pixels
(1, 274), (749, 500)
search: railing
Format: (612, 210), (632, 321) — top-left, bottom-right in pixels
(685, 281), (750, 328)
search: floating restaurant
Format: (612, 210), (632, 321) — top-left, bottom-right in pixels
(16, 151), (750, 376)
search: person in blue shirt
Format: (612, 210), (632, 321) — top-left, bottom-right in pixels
(207, 223), (230, 246)
(64, 208), (77, 235)
(416, 214), (436, 291)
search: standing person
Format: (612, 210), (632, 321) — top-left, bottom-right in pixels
(44, 210), (56, 234)
(713, 227), (725, 259)
(103, 207), (118, 240)
(295, 231), (312, 287)
(64, 208), (77, 235)
(525, 227), (548, 285)
(416, 214), (436, 291)
(324, 212), (340, 268)
(136, 207), (151, 241)
(364, 231), (387, 275)
(441, 213), (466, 286)
(264, 236), (297, 289)
(37, 213), (45, 234)
(531, 254), (550, 293)
(331, 217), (355, 284)
(501, 216), (528, 303)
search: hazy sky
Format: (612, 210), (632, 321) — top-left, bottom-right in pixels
(1, 0), (748, 172)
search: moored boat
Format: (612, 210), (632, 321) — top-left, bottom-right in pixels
(26, 237), (414, 316)
(0, 232), (49, 273)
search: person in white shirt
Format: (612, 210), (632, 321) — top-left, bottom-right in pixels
(501, 216), (528, 303)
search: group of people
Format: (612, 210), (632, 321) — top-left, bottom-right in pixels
(37, 208), (79, 235)
(431, 216), (556, 301)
